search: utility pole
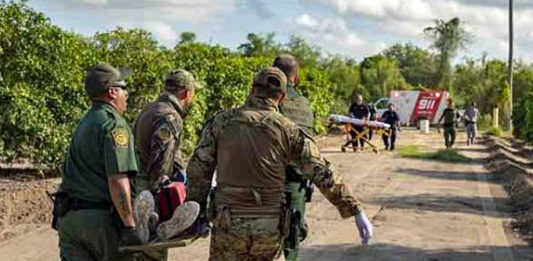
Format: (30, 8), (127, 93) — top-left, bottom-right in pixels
(507, 0), (514, 134)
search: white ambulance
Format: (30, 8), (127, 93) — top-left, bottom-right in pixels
(373, 90), (450, 126)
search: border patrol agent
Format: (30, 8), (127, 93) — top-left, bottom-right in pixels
(438, 98), (460, 149)
(274, 54), (314, 261)
(57, 63), (148, 261)
(133, 69), (201, 261)
(187, 67), (373, 261)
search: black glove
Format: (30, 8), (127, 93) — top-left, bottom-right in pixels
(119, 227), (145, 246)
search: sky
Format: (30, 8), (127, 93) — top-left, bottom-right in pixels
(28, 0), (533, 62)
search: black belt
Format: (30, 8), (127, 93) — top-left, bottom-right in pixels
(69, 197), (112, 211)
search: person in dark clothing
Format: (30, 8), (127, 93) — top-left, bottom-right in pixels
(438, 98), (460, 149)
(342, 94), (369, 152)
(381, 103), (401, 151)
(368, 104), (377, 140)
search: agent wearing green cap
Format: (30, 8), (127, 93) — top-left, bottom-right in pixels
(187, 67), (372, 261)
(57, 63), (150, 260)
(133, 69), (201, 261)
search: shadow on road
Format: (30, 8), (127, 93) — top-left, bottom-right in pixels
(300, 243), (533, 261)
(456, 147), (490, 153)
(367, 193), (512, 217)
(395, 168), (497, 184)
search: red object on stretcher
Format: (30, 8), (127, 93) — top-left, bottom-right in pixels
(158, 182), (187, 222)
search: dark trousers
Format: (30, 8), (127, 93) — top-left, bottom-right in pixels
(382, 129), (397, 150)
(345, 126), (366, 148)
(444, 127), (456, 148)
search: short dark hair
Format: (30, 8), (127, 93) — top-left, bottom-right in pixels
(273, 54), (299, 80)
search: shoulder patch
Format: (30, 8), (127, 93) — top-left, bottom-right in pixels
(111, 128), (129, 148)
(157, 127), (172, 140)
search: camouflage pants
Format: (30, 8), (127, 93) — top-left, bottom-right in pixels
(209, 216), (284, 261)
(58, 209), (130, 261)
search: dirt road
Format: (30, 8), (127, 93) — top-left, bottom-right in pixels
(1, 129), (532, 260)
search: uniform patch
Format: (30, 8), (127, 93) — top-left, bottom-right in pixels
(157, 127), (172, 140)
(112, 128), (129, 147)
(309, 142), (321, 158)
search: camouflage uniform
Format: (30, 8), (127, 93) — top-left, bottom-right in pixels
(58, 63), (137, 261)
(133, 69), (200, 261)
(278, 82), (314, 261)
(135, 92), (186, 192)
(187, 67), (364, 261)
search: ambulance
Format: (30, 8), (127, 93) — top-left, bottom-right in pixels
(373, 90), (450, 126)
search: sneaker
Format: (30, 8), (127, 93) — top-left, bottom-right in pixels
(134, 190), (155, 243)
(156, 201), (200, 240)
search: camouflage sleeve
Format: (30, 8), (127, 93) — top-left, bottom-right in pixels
(293, 130), (364, 218)
(186, 117), (219, 212)
(146, 115), (181, 189)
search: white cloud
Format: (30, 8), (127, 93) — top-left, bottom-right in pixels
(144, 22), (179, 46)
(44, 0), (238, 46)
(293, 14), (386, 58)
(309, 0), (533, 61)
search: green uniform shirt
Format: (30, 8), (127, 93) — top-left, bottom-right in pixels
(60, 102), (138, 203)
(442, 108), (458, 127)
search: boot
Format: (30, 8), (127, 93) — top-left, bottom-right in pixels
(156, 201), (200, 240)
(134, 190), (155, 243)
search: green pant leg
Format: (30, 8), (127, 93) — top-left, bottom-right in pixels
(443, 127), (451, 147)
(284, 181), (307, 261)
(450, 128), (456, 147)
(59, 209), (129, 261)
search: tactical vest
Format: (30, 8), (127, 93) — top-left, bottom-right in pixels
(213, 97), (295, 216)
(279, 86), (314, 134)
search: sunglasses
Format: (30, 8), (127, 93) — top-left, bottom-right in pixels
(109, 80), (128, 91)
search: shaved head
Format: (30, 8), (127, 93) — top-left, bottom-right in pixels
(273, 54), (299, 84)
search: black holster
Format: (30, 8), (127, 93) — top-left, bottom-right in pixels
(47, 191), (70, 231)
(302, 180), (314, 203)
(283, 192), (302, 250)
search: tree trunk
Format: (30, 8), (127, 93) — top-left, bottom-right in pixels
(508, 0), (514, 133)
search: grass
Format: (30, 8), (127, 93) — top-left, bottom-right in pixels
(397, 145), (471, 163)
(486, 126), (504, 137)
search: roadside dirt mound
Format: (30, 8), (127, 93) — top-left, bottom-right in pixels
(0, 178), (59, 242)
(487, 136), (533, 243)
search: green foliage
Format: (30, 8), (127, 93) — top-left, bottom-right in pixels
(383, 43), (439, 88)
(487, 126), (504, 137)
(359, 54), (412, 101)
(397, 145), (471, 163)
(4, 1), (533, 172)
(424, 17), (471, 91)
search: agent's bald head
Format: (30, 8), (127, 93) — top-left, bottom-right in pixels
(273, 54), (299, 84)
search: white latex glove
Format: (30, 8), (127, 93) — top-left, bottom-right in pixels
(355, 211), (373, 245)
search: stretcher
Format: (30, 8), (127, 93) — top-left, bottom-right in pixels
(119, 233), (201, 253)
(329, 114), (392, 153)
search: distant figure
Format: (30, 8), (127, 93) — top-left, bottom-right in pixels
(438, 98), (460, 149)
(343, 93), (369, 152)
(464, 102), (479, 146)
(381, 103), (401, 151)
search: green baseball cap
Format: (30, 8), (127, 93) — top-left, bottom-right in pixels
(253, 67), (287, 95)
(165, 69), (202, 92)
(85, 63), (133, 100)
